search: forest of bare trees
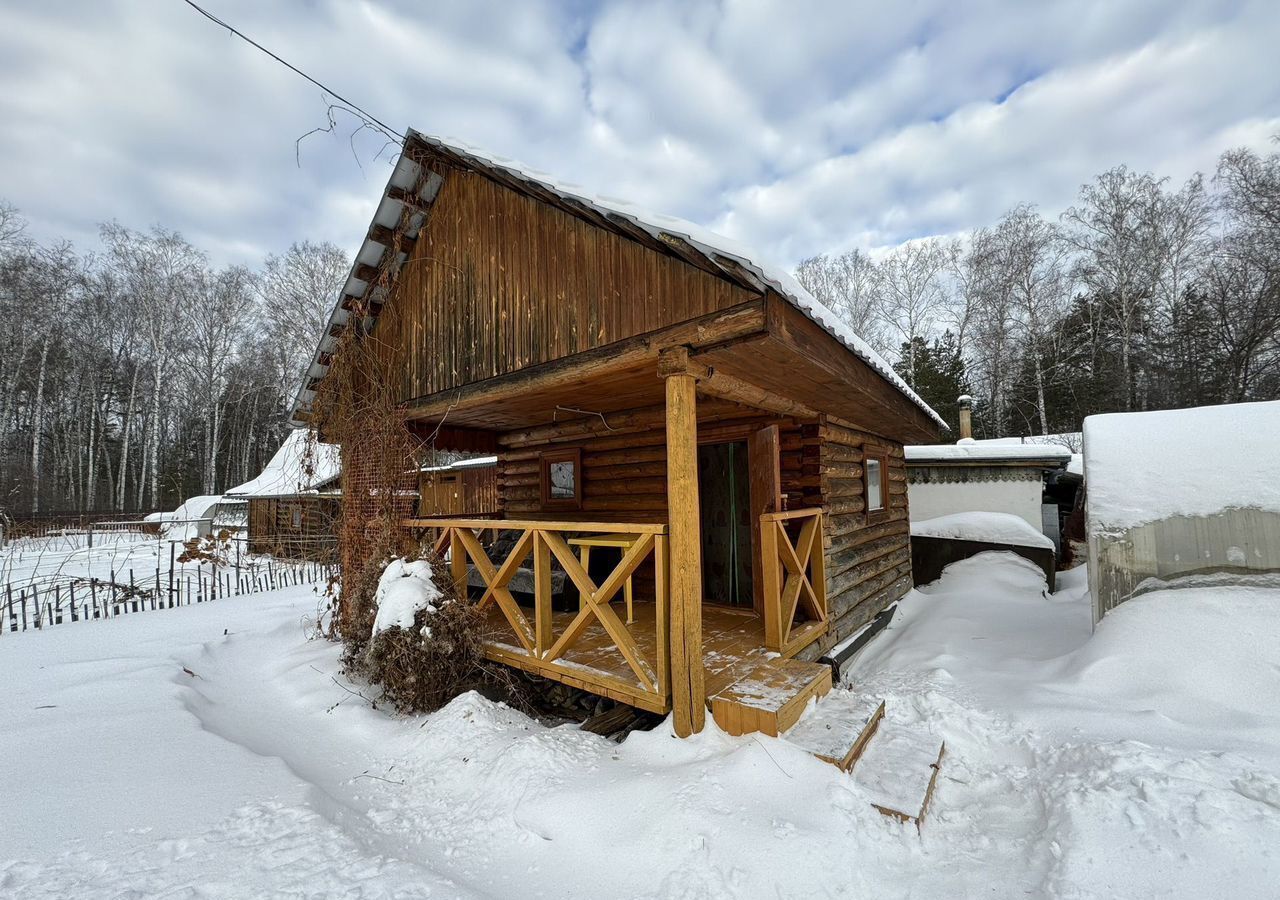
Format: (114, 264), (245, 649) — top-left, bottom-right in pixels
(0, 209), (346, 516)
(796, 140), (1280, 437)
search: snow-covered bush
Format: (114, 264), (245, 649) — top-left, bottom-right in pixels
(346, 555), (495, 715)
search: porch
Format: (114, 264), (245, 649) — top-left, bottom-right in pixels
(397, 333), (873, 736)
(404, 514), (830, 728)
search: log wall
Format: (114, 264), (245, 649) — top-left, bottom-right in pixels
(247, 496), (342, 562)
(494, 398), (811, 524)
(795, 417), (913, 661)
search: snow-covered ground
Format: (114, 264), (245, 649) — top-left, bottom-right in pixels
(1, 532), (210, 590)
(2, 553), (1277, 898)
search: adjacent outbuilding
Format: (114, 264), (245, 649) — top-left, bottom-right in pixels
(222, 430), (342, 560)
(417, 455), (499, 518)
(1084, 400), (1280, 623)
(905, 398), (1072, 550)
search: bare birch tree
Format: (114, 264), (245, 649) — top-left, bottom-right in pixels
(795, 248), (887, 353)
(873, 238), (956, 384)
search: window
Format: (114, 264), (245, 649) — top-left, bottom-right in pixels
(865, 456), (885, 513)
(540, 448), (582, 509)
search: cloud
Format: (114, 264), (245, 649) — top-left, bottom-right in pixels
(0, 0), (1277, 272)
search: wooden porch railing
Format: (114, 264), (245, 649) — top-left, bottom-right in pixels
(759, 508), (828, 655)
(402, 517), (670, 711)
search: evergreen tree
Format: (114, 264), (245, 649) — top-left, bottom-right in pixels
(898, 331), (971, 438)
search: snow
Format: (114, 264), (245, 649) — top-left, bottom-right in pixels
(852, 720), (942, 818)
(972, 431), (1082, 452)
(371, 558), (442, 635)
(906, 441), (1072, 462)
(1067, 452), (1083, 476)
(224, 429), (340, 498)
(422, 454), (498, 473)
(3, 554), (1279, 897)
(1085, 399), (1280, 532)
(911, 511), (1055, 549)
(152, 493), (222, 540)
(1, 530), (216, 594)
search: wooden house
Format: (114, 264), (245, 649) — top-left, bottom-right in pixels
(1084, 400), (1280, 624)
(292, 130), (944, 738)
(418, 456), (499, 518)
(223, 430), (342, 561)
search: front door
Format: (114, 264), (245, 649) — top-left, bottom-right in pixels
(697, 440), (754, 606)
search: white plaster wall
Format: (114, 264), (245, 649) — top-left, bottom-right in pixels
(908, 480), (1044, 532)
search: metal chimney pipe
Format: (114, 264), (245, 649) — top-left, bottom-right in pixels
(957, 394), (973, 441)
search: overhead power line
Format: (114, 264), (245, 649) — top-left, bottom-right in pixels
(179, 0), (405, 142)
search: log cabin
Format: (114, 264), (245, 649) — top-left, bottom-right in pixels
(292, 130), (944, 738)
(222, 430), (342, 561)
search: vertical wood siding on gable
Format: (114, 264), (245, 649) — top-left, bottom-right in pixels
(372, 170), (756, 405)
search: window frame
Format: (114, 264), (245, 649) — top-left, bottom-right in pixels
(863, 447), (890, 521)
(539, 447), (583, 510)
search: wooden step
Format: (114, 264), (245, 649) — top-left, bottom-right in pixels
(708, 657), (832, 736)
(783, 690), (885, 771)
(850, 721), (946, 830)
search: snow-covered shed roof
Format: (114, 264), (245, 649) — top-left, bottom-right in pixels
(223, 430), (341, 500)
(906, 439), (1072, 466)
(911, 511), (1054, 550)
(1084, 400), (1280, 533)
(147, 495), (223, 524)
(288, 129), (944, 430)
(420, 455), (498, 474)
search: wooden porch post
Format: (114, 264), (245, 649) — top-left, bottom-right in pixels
(661, 348), (706, 736)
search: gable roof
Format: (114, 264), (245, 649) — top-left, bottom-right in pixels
(224, 430), (341, 499)
(289, 129), (945, 430)
(906, 439), (1072, 466)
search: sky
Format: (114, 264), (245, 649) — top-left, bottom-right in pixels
(2, 0), (1279, 270)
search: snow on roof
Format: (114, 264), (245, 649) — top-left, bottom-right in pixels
(911, 511), (1055, 550)
(224, 430), (341, 499)
(906, 439), (1072, 464)
(420, 455), (498, 473)
(971, 432), (1082, 452)
(147, 495), (222, 528)
(289, 130), (945, 431)
(1084, 400), (1280, 532)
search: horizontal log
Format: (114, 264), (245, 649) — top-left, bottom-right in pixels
(825, 507), (908, 540)
(825, 532), (910, 578)
(826, 543), (910, 590)
(505, 494), (669, 513)
(825, 516), (910, 552)
(821, 443), (865, 464)
(821, 475), (866, 497)
(825, 496), (867, 517)
(826, 572), (912, 643)
(501, 433), (667, 462)
(826, 548), (911, 601)
(829, 569), (912, 625)
(820, 462), (864, 479)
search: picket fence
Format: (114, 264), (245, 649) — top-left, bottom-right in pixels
(1, 554), (337, 634)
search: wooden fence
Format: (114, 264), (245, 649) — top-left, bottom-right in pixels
(1, 555), (336, 635)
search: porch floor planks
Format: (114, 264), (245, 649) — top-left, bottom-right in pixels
(480, 600), (786, 713)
